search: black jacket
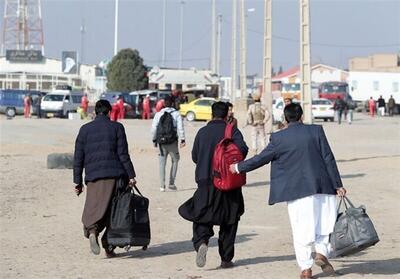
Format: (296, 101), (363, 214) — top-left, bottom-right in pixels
(377, 98), (385, 108)
(179, 120), (249, 225)
(238, 122), (342, 205)
(73, 115), (136, 185)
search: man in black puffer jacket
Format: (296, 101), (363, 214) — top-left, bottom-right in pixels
(73, 100), (137, 257)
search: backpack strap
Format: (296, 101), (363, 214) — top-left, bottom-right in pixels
(224, 123), (234, 139)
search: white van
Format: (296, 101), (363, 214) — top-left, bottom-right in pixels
(41, 88), (83, 118)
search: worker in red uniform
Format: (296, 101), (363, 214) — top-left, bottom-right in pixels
(110, 102), (120, 121)
(23, 94), (32, 118)
(368, 97), (376, 117)
(142, 95), (151, 119)
(155, 98), (165, 112)
(81, 94), (89, 118)
(117, 96), (125, 119)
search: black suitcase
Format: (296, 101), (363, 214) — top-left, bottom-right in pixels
(106, 177), (151, 250)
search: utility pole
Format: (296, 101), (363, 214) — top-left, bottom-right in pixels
(239, 0), (247, 98)
(262, 0), (272, 133)
(114, 0), (119, 56)
(162, 0), (167, 67)
(179, 1), (185, 69)
(300, 0), (312, 124)
(216, 14), (222, 76)
(80, 18), (86, 64)
(231, 0), (238, 101)
(210, 0), (217, 73)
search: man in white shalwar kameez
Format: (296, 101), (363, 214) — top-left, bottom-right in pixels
(231, 103), (346, 279)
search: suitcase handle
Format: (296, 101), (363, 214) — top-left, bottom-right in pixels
(131, 184), (144, 197)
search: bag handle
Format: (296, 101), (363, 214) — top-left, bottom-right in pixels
(224, 123), (234, 139)
(336, 196), (355, 215)
(131, 184), (143, 197)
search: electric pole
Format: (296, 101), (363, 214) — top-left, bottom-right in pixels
(80, 18), (86, 64)
(114, 0), (119, 56)
(231, 0), (238, 101)
(300, 0), (312, 124)
(216, 14), (222, 76)
(239, 0), (247, 99)
(179, 1), (185, 69)
(262, 0), (272, 133)
(162, 0), (167, 67)
(210, 0), (217, 73)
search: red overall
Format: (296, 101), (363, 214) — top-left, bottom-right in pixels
(142, 97), (151, 119)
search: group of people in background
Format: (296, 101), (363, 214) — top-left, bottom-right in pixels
(333, 96), (356, 125)
(368, 95), (396, 117)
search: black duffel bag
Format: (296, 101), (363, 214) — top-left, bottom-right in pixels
(330, 196), (379, 257)
(106, 177), (151, 250)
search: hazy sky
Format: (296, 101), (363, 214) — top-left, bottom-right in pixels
(1, 0), (399, 76)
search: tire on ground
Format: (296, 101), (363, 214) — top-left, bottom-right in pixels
(47, 153), (74, 169)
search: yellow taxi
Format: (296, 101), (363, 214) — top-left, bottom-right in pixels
(179, 97), (216, 121)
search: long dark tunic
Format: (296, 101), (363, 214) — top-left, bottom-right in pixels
(179, 120), (248, 225)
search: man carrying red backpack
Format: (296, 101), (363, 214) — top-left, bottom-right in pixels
(179, 102), (248, 269)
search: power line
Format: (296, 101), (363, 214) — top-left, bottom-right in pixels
(145, 57), (209, 63)
(222, 18), (400, 48)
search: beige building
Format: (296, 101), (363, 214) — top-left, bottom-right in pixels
(349, 53), (400, 72)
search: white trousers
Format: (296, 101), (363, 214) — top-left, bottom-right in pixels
(287, 194), (337, 270)
(378, 107), (385, 116)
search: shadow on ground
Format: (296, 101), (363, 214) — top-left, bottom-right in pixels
(246, 181), (270, 187)
(337, 155), (400, 163)
(234, 254), (295, 267)
(114, 233), (257, 259)
(314, 258), (400, 277)
(341, 173), (366, 179)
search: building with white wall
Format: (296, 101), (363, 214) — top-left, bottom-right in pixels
(148, 67), (220, 92)
(349, 71), (400, 103)
(0, 56), (106, 101)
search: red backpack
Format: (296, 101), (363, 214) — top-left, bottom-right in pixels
(212, 124), (246, 191)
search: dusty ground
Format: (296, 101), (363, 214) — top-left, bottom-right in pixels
(0, 113), (399, 279)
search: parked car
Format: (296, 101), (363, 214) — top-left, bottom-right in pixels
(0, 89), (44, 117)
(127, 90), (172, 118)
(179, 97), (216, 121)
(312, 98), (334, 122)
(40, 87), (83, 118)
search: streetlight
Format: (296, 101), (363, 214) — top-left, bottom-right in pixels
(179, 1), (185, 69)
(114, 0), (119, 56)
(162, 0), (167, 67)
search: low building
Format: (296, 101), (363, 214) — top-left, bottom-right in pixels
(348, 53), (400, 107)
(272, 64), (349, 85)
(147, 67), (219, 93)
(349, 53), (400, 72)
(0, 53), (106, 102)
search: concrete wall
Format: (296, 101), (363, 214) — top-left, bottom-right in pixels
(349, 54), (400, 72)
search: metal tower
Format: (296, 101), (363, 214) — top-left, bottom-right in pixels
(1, 0), (45, 55)
(230, 0), (238, 102)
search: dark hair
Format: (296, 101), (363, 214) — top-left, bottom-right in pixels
(284, 103), (303, 123)
(164, 95), (173, 107)
(226, 102), (233, 108)
(212, 101), (229, 119)
(95, 100), (112, 115)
